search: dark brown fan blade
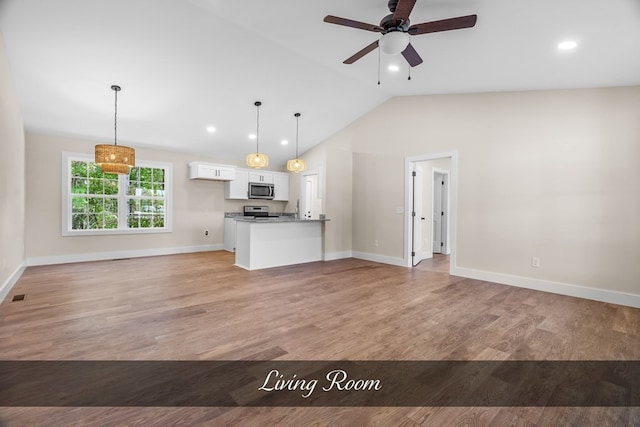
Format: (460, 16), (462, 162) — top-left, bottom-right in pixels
(401, 43), (423, 67)
(324, 15), (384, 32)
(343, 40), (379, 64)
(408, 14), (477, 35)
(393, 0), (417, 22)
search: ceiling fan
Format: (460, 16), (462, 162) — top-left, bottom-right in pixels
(324, 0), (477, 67)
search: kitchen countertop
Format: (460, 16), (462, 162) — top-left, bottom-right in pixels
(234, 217), (329, 223)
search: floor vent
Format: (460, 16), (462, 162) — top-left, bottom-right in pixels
(12, 294), (26, 302)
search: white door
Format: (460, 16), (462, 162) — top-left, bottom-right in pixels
(300, 173), (322, 219)
(412, 166), (429, 264)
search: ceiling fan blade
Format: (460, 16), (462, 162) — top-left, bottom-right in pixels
(393, 0), (417, 22)
(324, 15), (384, 32)
(343, 40), (379, 64)
(401, 43), (423, 67)
(408, 14), (478, 35)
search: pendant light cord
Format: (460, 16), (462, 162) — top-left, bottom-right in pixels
(295, 113), (300, 158)
(377, 47), (381, 86)
(255, 101), (261, 154)
(111, 85), (121, 146)
(114, 88), (118, 146)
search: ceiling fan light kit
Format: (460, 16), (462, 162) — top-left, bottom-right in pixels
(379, 31), (410, 55)
(324, 0), (477, 69)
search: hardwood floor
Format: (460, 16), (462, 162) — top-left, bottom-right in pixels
(0, 252), (638, 426)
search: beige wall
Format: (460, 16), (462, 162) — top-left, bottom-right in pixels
(0, 32), (25, 296)
(303, 86), (640, 296)
(25, 132), (286, 261)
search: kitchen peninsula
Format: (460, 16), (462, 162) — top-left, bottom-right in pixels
(234, 217), (329, 270)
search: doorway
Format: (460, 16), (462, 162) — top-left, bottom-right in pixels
(404, 152), (457, 270)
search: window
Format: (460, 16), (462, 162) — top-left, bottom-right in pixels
(62, 153), (172, 236)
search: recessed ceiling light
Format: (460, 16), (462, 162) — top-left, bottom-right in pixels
(248, 134), (256, 140)
(557, 40), (578, 51)
(281, 140), (288, 145)
(206, 126), (216, 133)
(388, 64), (400, 72)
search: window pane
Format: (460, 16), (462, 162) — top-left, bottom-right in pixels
(154, 215), (165, 228)
(88, 197), (108, 214)
(139, 215), (152, 228)
(72, 214), (88, 230)
(72, 197), (87, 213)
(152, 168), (164, 183)
(89, 178), (105, 194)
(88, 163), (103, 178)
(71, 161), (88, 178)
(103, 179), (119, 195)
(153, 183), (165, 197)
(128, 215), (139, 228)
(154, 199), (165, 214)
(139, 167), (153, 182)
(128, 199), (140, 214)
(105, 214), (118, 229)
(104, 198), (118, 213)
(71, 178), (88, 194)
(87, 214), (103, 229)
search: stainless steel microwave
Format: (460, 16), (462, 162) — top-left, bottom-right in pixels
(248, 182), (274, 199)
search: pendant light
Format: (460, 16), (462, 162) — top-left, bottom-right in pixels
(246, 101), (269, 168)
(286, 112), (306, 173)
(95, 85), (135, 174)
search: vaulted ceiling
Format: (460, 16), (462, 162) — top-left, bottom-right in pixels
(1, 0), (639, 167)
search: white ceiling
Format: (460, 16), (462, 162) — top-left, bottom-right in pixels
(1, 0), (639, 168)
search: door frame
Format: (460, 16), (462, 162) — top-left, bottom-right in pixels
(404, 151), (458, 270)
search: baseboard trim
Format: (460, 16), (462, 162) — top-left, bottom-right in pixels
(451, 266), (640, 309)
(323, 251), (352, 261)
(352, 251), (406, 267)
(0, 263), (26, 303)
(26, 244), (224, 267)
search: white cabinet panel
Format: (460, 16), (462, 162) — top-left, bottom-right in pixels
(248, 172), (273, 184)
(273, 172), (289, 201)
(189, 162), (236, 181)
(225, 170), (249, 199)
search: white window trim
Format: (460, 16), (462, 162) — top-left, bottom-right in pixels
(61, 152), (173, 236)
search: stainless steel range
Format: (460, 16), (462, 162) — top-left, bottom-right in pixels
(243, 206), (278, 219)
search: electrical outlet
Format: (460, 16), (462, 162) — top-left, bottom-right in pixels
(531, 257), (540, 268)
(374, 240), (379, 247)
(204, 230), (209, 237)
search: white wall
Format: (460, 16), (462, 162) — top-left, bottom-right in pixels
(302, 86), (640, 302)
(24, 132), (286, 264)
(0, 32), (25, 301)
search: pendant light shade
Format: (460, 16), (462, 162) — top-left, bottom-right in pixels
(95, 85), (135, 174)
(286, 112), (306, 173)
(246, 101), (269, 169)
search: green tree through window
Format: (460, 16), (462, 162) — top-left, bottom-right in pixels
(64, 154), (171, 234)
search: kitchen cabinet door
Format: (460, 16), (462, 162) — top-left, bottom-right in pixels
(225, 170), (249, 199)
(248, 172), (274, 184)
(273, 172), (289, 201)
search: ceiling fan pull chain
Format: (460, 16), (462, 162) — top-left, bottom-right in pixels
(377, 47), (381, 85)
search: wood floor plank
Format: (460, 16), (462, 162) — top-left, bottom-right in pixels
(0, 252), (638, 425)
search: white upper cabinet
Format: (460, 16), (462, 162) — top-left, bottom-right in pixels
(272, 172), (289, 201)
(189, 162), (236, 181)
(225, 170), (249, 200)
(248, 172), (274, 184)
